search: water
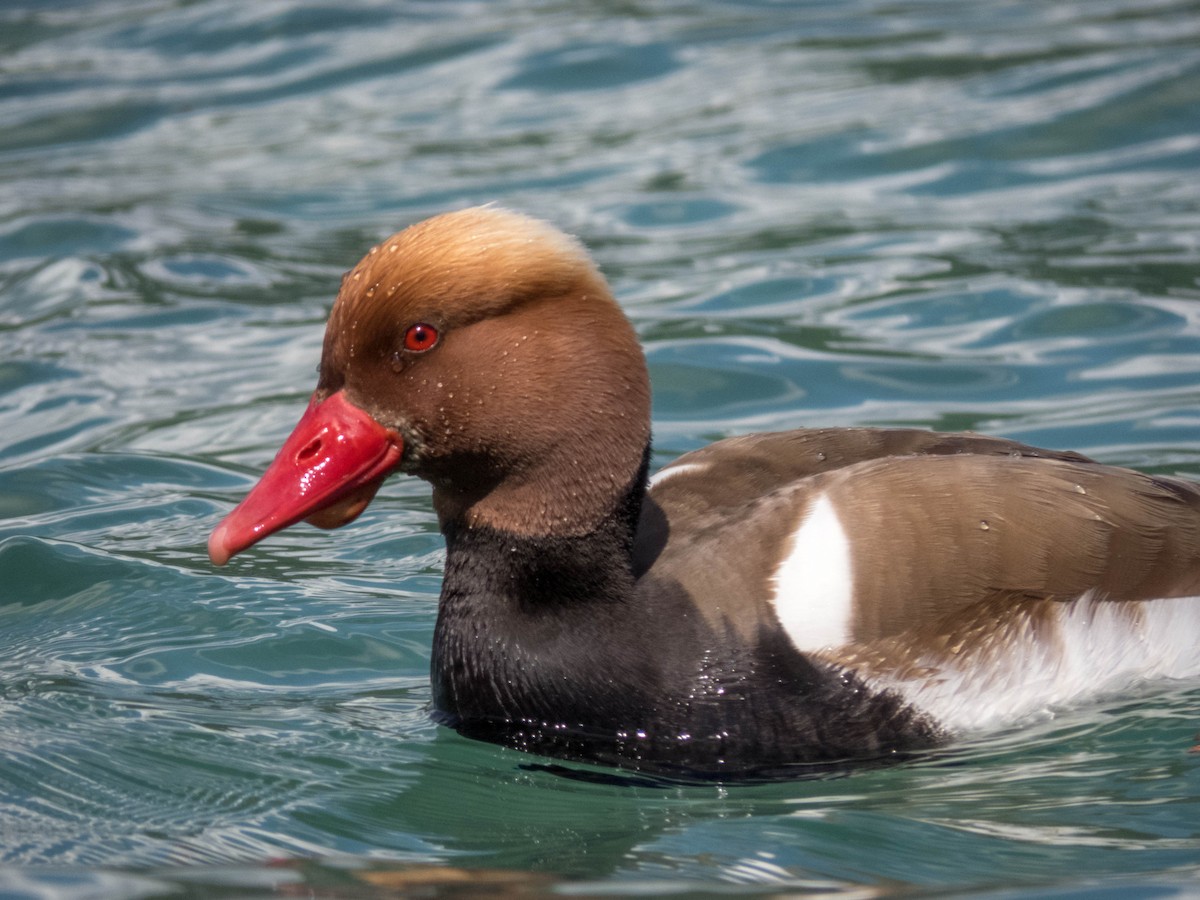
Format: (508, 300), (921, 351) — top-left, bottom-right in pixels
(2, 0), (1199, 895)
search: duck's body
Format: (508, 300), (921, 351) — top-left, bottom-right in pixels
(209, 207), (1200, 777)
(431, 447), (937, 775)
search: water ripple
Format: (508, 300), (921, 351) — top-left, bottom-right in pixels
(1, 0), (1198, 894)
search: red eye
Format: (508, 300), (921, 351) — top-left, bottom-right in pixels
(403, 323), (439, 352)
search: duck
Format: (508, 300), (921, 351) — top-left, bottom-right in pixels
(208, 206), (1200, 778)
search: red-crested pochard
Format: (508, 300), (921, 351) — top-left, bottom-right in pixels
(209, 207), (1200, 777)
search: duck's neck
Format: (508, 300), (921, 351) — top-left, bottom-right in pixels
(430, 452), (662, 750)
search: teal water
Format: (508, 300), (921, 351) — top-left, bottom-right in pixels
(2, 0), (1200, 895)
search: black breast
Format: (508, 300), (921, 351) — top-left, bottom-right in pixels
(430, 514), (943, 779)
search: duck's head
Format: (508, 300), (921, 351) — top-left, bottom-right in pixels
(208, 207), (651, 566)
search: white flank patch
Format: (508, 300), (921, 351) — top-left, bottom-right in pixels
(877, 593), (1200, 734)
(648, 461), (708, 489)
(771, 493), (854, 651)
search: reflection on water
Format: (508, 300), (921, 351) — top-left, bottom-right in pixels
(1, 0), (1199, 896)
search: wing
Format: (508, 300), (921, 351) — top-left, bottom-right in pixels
(636, 428), (1200, 647)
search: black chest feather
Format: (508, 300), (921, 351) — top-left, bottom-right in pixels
(429, 518), (941, 779)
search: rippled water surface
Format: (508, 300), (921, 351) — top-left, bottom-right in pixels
(3, 1), (1200, 896)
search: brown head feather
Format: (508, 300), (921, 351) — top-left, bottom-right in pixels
(324, 207), (599, 369)
(315, 207), (651, 537)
